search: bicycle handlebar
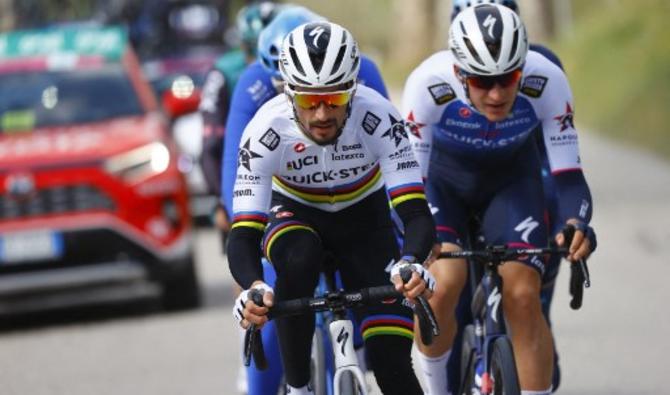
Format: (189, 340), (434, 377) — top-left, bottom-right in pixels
(400, 267), (440, 346)
(243, 267), (440, 370)
(268, 284), (400, 319)
(436, 235), (591, 311)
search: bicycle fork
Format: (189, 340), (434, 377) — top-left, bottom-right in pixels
(472, 266), (507, 394)
(330, 319), (368, 395)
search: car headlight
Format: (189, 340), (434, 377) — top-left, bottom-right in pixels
(104, 142), (171, 180)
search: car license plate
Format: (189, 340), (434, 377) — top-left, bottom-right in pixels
(0, 230), (63, 264)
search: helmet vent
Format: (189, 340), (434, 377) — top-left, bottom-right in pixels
(487, 41), (501, 62)
(289, 47), (306, 76)
(508, 29), (519, 62)
(463, 37), (483, 66)
(292, 75), (312, 86)
(308, 47), (325, 73)
(332, 45), (346, 77)
(325, 73), (344, 85)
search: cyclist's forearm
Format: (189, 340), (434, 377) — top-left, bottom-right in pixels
(395, 199), (436, 262)
(227, 227), (264, 289)
(553, 169), (593, 225)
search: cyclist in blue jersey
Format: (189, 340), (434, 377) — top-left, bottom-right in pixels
(448, 1), (566, 392)
(198, 3), (287, 393)
(221, 7), (391, 395)
(199, 2), (286, 241)
(403, 4), (597, 394)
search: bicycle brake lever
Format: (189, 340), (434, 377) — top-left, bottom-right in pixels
(243, 325), (254, 367)
(416, 295), (440, 342)
(579, 258), (591, 288)
(399, 266), (440, 345)
(569, 261), (584, 310)
(242, 290), (269, 370)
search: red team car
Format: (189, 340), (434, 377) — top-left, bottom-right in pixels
(0, 26), (200, 314)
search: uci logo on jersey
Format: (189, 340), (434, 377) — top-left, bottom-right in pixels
(286, 155), (318, 171)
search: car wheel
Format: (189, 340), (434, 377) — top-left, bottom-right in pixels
(162, 254), (201, 311)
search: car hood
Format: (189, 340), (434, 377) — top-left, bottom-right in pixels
(0, 114), (167, 169)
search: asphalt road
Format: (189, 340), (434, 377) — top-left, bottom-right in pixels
(0, 131), (668, 394)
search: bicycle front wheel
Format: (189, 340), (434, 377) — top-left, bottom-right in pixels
(338, 370), (364, 395)
(458, 324), (477, 395)
(490, 336), (521, 395)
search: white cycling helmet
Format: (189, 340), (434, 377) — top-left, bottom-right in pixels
(449, 3), (528, 75)
(451, 0), (519, 20)
(279, 21), (360, 89)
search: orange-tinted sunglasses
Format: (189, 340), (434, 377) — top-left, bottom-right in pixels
(292, 89), (354, 110)
(465, 69), (523, 90)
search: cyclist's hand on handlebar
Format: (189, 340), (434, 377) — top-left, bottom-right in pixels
(233, 281), (274, 330)
(555, 219), (597, 262)
(389, 259), (436, 301)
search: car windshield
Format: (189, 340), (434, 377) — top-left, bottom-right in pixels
(0, 65), (144, 132)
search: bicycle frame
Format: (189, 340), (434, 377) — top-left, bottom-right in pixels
(329, 319), (368, 394)
(314, 271), (368, 395)
(466, 256), (511, 394)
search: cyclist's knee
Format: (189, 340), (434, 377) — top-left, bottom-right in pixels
(268, 228), (322, 297)
(430, 243), (467, 307)
(502, 277), (544, 322)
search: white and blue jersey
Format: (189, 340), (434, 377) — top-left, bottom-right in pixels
(403, 50), (593, 273)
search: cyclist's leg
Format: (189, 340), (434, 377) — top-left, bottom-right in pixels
(246, 260), (284, 395)
(330, 190), (423, 395)
(540, 167), (562, 391)
(263, 197), (322, 391)
(416, 174), (470, 395)
(481, 173), (553, 393)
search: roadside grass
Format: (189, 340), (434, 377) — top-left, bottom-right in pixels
(554, 0), (670, 159)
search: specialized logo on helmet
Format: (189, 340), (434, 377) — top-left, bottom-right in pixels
(483, 14), (497, 38)
(308, 25), (326, 48)
(238, 139), (263, 171)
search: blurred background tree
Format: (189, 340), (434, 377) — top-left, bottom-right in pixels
(1, 0), (667, 158)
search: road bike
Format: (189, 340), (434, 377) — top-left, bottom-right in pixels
(441, 228), (591, 395)
(244, 266), (439, 395)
